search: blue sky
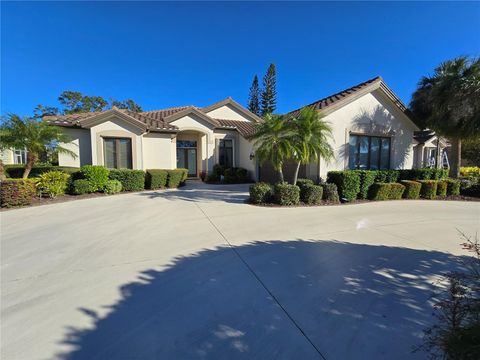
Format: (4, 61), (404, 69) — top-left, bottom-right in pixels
(2, 1), (479, 116)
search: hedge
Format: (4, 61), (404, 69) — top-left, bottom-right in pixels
(445, 179), (461, 196)
(300, 184), (323, 205)
(37, 170), (70, 198)
(104, 180), (122, 194)
(437, 181), (448, 197)
(400, 180), (421, 199)
(461, 184), (480, 198)
(274, 183), (300, 206)
(418, 180), (438, 199)
(209, 166), (250, 183)
(296, 178), (314, 191)
(356, 170), (377, 199)
(0, 179), (37, 207)
(326, 171), (360, 202)
(322, 183), (340, 203)
(374, 170), (400, 183)
(409, 168), (448, 180)
(72, 179), (96, 195)
(109, 169), (145, 192)
(167, 169), (188, 188)
(80, 165), (110, 191)
(368, 183), (405, 201)
(5, 165), (80, 179)
(249, 182), (273, 204)
(145, 169), (168, 189)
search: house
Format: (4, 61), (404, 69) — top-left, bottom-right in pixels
(1, 148), (27, 165)
(413, 130), (450, 168)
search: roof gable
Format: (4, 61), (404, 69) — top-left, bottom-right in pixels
(164, 106), (220, 127)
(202, 98), (262, 123)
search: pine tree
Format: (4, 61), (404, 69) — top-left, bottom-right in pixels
(260, 63), (277, 115)
(247, 75), (260, 115)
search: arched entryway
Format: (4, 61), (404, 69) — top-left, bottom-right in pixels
(175, 130), (211, 178)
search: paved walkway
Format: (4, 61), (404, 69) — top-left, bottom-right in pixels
(1, 181), (479, 359)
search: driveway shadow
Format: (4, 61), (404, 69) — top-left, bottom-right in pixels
(55, 240), (468, 360)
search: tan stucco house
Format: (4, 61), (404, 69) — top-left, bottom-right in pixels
(43, 76), (445, 182)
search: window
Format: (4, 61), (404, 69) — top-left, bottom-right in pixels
(14, 149), (27, 164)
(103, 138), (132, 169)
(219, 139), (233, 168)
(349, 135), (390, 170)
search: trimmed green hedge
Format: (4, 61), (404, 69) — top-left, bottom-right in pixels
(374, 170), (400, 183)
(80, 165), (109, 191)
(249, 182), (273, 204)
(437, 181), (448, 197)
(368, 183), (405, 201)
(104, 180), (122, 194)
(322, 183), (340, 203)
(0, 179), (37, 207)
(72, 179), (96, 195)
(418, 180), (438, 199)
(274, 183), (300, 206)
(445, 179), (461, 196)
(167, 169), (188, 188)
(208, 165), (250, 183)
(5, 165), (80, 179)
(400, 180), (421, 199)
(145, 169), (168, 189)
(300, 184), (323, 205)
(407, 168), (449, 180)
(356, 170), (377, 199)
(109, 169), (145, 192)
(327, 171), (360, 202)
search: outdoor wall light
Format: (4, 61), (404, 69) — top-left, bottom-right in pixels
(249, 152), (255, 160)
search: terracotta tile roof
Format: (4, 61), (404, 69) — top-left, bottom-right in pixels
(216, 119), (257, 137)
(140, 106), (191, 122)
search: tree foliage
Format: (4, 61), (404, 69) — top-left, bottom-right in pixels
(247, 75), (260, 116)
(111, 99), (143, 112)
(261, 63), (277, 115)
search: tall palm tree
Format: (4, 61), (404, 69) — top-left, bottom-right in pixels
(250, 113), (293, 182)
(410, 56), (480, 177)
(0, 114), (76, 178)
(289, 107), (334, 185)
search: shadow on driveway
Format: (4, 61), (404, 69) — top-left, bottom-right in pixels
(56, 240), (467, 360)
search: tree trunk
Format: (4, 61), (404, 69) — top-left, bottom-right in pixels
(23, 152), (37, 179)
(449, 138), (461, 178)
(278, 164), (284, 183)
(292, 161), (301, 185)
(0, 159), (6, 180)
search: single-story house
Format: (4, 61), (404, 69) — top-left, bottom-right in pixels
(413, 130), (450, 169)
(38, 76), (444, 182)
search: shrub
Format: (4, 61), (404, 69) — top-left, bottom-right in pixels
(72, 179), (96, 195)
(373, 170), (399, 183)
(167, 169), (188, 188)
(445, 179), (461, 196)
(235, 167), (249, 183)
(460, 166), (480, 178)
(209, 164), (225, 182)
(296, 178), (314, 190)
(322, 183), (340, 203)
(37, 170), (70, 198)
(4, 165), (80, 179)
(355, 170), (377, 199)
(145, 169), (168, 189)
(300, 184), (323, 205)
(368, 183), (405, 200)
(432, 168), (449, 180)
(80, 165), (109, 191)
(418, 180), (438, 199)
(274, 182), (300, 206)
(249, 182), (273, 204)
(462, 184), (480, 198)
(103, 180), (122, 194)
(109, 169), (145, 192)
(400, 180), (421, 199)
(436, 181), (448, 197)
(409, 168), (434, 180)
(326, 171), (360, 202)
(0, 179), (37, 207)
(224, 168), (237, 184)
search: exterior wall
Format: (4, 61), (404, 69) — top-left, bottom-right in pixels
(306, 89), (418, 180)
(238, 135), (256, 179)
(204, 104), (252, 122)
(143, 133), (175, 170)
(58, 128), (92, 167)
(1, 149), (14, 165)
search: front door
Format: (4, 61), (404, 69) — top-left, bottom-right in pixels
(177, 140), (197, 177)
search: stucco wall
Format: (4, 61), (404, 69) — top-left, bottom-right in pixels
(143, 133), (174, 170)
(238, 135), (256, 179)
(204, 104), (251, 122)
(1, 149), (14, 165)
(58, 128), (92, 167)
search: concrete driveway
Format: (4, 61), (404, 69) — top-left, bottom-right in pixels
(1, 181), (479, 360)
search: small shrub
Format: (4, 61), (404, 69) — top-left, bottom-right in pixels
(145, 169), (168, 189)
(211, 164), (224, 181)
(103, 180), (122, 194)
(167, 169), (188, 188)
(0, 179), (37, 207)
(296, 178), (314, 190)
(4, 165), (80, 178)
(300, 184), (323, 205)
(432, 168), (449, 180)
(249, 182), (273, 204)
(460, 166), (480, 178)
(355, 170), (377, 199)
(368, 183), (405, 200)
(80, 165), (109, 191)
(445, 179), (461, 196)
(410, 168), (434, 180)
(418, 180), (438, 200)
(235, 167), (249, 183)
(400, 180), (421, 199)
(274, 182), (300, 206)
(327, 171), (360, 202)
(462, 184), (480, 198)
(224, 168), (237, 183)
(436, 181), (448, 197)
(109, 169), (145, 192)
(72, 179), (96, 195)
(322, 183), (340, 203)
(37, 170), (70, 198)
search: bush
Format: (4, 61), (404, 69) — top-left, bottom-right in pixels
(109, 169), (145, 192)
(235, 167), (250, 183)
(167, 169), (188, 188)
(300, 184), (323, 205)
(218, 167), (250, 184)
(145, 169), (168, 189)
(0, 179), (37, 207)
(437, 181), (448, 197)
(209, 164), (224, 182)
(4, 165), (80, 178)
(462, 184), (480, 198)
(355, 170), (377, 199)
(407, 168), (448, 181)
(224, 168), (237, 183)
(326, 171), (360, 202)
(249, 182), (273, 204)
(72, 179), (96, 195)
(368, 183), (405, 201)
(400, 180), (421, 199)
(37, 170), (70, 198)
(80, 165), (109, 191)
(296, 178), (314, 190)
(432, 168), (449, 180)
(103, 180), (122, 194)
(445, 179), (461, 196)
(418, 180), (438, 200)
(460, 166), (480, 178)
(274, 182), (300, 206)
(322, 183), (340, 203)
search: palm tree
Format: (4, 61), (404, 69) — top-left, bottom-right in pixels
(250, 113), (293, 182)
(410, 56), (480, 177)
(0, 114), (76, 178)
(289, 108), (334, 185)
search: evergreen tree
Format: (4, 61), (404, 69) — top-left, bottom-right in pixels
(247, 75), (260, 115)
(261, 63), (277, 115)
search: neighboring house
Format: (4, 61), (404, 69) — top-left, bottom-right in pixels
(413, 130), (450, 168)
(45, 98), (260, 179)
(0, 148), (27, 165)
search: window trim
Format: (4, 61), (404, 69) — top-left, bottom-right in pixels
(349, 134), (391, 170)
(103, 137), (133, 169)
(218, 138), (234, 168)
